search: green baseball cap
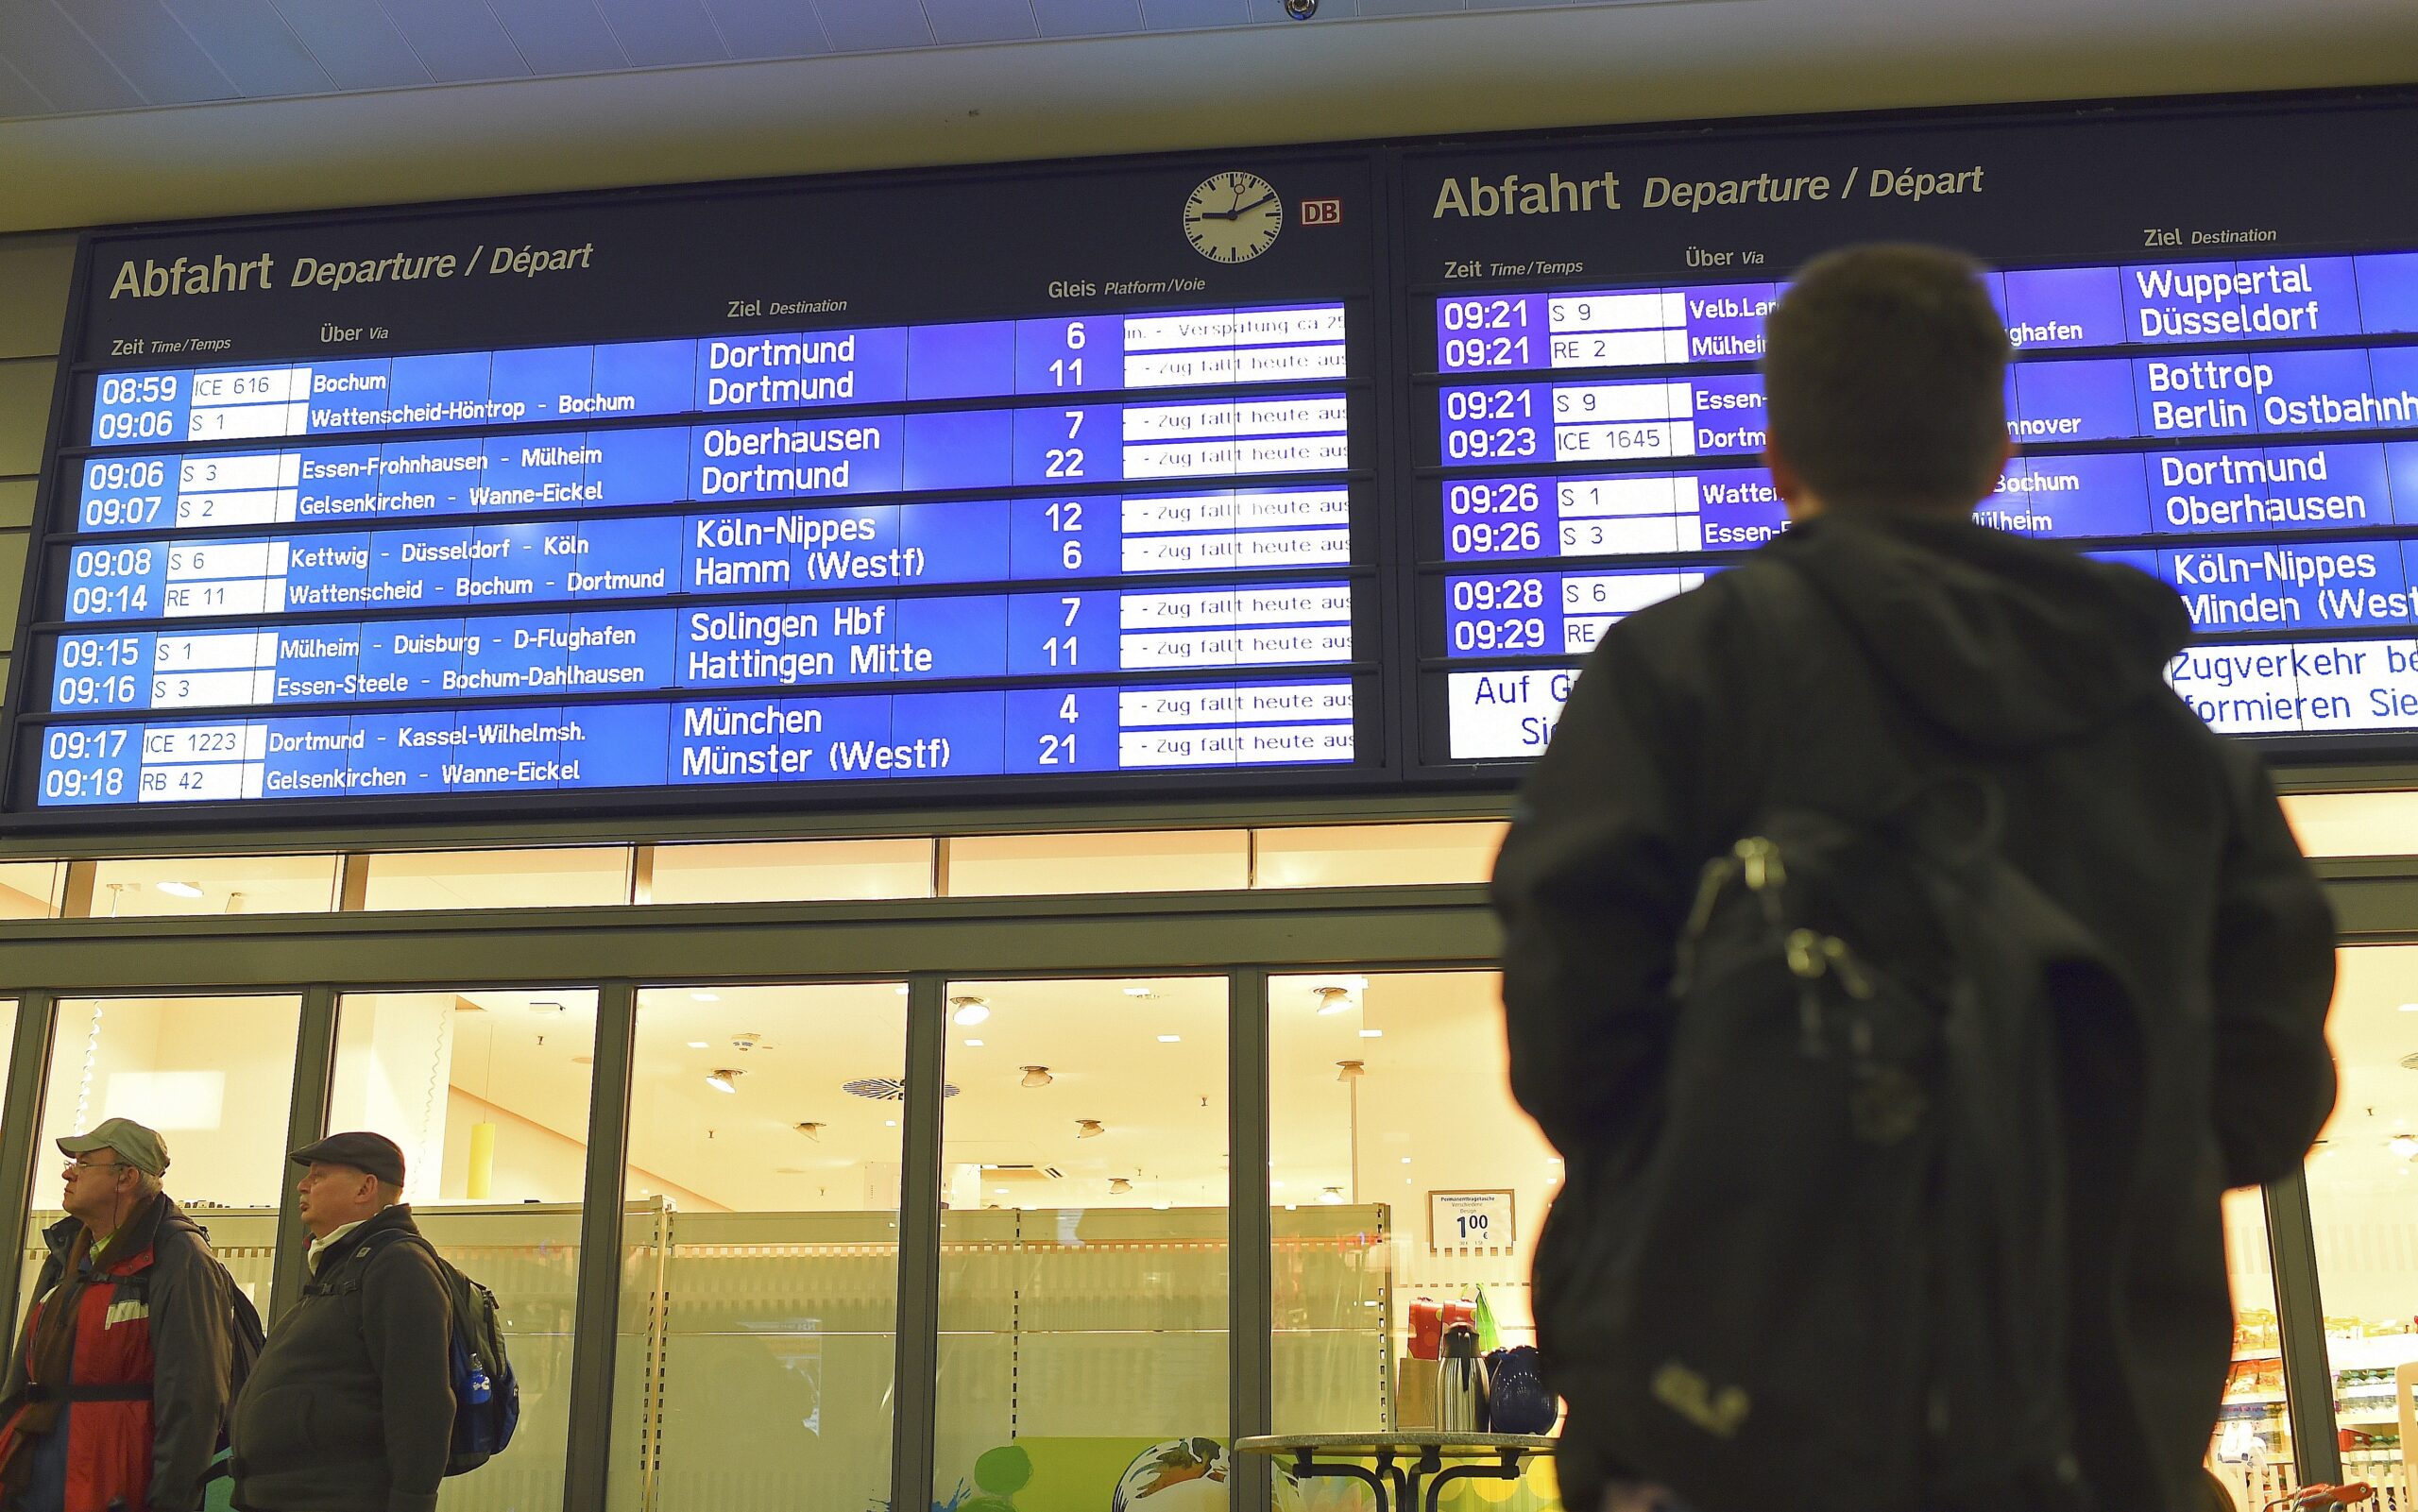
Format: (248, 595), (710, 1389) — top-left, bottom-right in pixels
(59, 1117), (170, 1178)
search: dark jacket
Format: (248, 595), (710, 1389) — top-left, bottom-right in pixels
(0, 1197), (242, 1512)
(1493, 514), (2337, 1512)
(230, 1206), (452, 1512)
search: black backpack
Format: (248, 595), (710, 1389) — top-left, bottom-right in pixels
(1533, 562), (2137, 1512)
(1542, 790), (2123, 1512)
(307, 1229), (519, 1475)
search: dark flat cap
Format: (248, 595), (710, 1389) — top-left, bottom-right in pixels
(291, 1131), (405, 1187)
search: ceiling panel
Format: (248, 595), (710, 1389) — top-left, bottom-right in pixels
(0, 52), (55, 116)
(1035, 0), (1145, 38)
(265, 0), (432, 89)
(0, 0), (148, 110)
(4, 0), (2415, 232)
(58, 0), (243, 104)
(923, 0), (1042, 46)
(382, 0), (532, 82)
(701, 0), (831, 60)
(1139, 0), (1252, 25)
(809, 0), (933, 51)
(158, 0), (332, 97)
(485, 0), (626, 73)
(589, 0), (729, 65)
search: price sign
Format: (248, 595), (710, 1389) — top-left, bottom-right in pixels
(1428, 1189), (1516, 1250)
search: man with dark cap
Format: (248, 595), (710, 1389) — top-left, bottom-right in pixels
(0, 1116), (250, 1512)
(230, 1133), (452, 1512)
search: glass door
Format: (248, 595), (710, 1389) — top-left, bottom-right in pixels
(933, 976), (1233, 1512)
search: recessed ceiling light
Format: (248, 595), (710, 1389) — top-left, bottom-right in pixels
(691, 992), (720, 1003)
(1400, 1157), (1412, 1164)
(157, 881), (203, 899)
(687, 1041), (709, 1049)
(963, 1038), (985, 1048)
(1123, 986), (1155, 998)
(2401, 1003), (2418, 1013)
(1158, 1034), (1182, 1044)
(1359, 1028), (1383, 1038)
(884, 1119), (897, 1128)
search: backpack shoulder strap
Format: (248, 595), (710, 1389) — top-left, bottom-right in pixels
(300, 1226), (419, 1297)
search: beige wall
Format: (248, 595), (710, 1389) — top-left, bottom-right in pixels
(0, 232), (71, 712)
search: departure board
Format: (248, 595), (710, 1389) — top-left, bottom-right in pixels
(1402, 98), (2418, 770)
(20, 155), (1380, 818)
(18, 94), (2418, 827)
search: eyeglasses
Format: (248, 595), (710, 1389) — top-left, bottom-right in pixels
(64, 1159), (125, 1174)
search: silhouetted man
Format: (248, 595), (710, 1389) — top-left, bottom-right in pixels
(1495, 244), (2337, 1512)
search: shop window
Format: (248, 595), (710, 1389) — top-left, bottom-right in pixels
(83, 854), (339, 916)
(328, 989), (601, 1512)
(613, 983), (908, 1511)
(0, 862), (59, 918)
(1268, 971), (1562, 1507)
(2304, 946), (2418, 1505)
(935, 976), (1231, 1512)
(22, 996), (300, 1314)
(2279, 793), (2418, 858)
(2213, 1190), (2296, 1510)
(357, 847), (630, 910)
(1251, 823), (1507, 889)
(944, 831), (1250, 895)
(646, 839), (934, 904)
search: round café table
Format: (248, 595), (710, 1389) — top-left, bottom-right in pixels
(1234, 1433), (1557, 1512)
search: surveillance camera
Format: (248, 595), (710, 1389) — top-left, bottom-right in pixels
(1285, 0), (1317, 17)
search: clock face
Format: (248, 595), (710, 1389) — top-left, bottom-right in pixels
(1183, 172), (1284, 264)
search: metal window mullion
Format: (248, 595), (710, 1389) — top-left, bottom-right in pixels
(268, 985), (339, 1324)
(891, 973), (945, 1512)
(0, 991), (59, 1347)
(562, 979), (639, 1512)
(2264, 1168), (2341, 1485)
(1229, 967), (1272, 1512)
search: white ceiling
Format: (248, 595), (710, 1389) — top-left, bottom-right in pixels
(1, 0), (2411, 234)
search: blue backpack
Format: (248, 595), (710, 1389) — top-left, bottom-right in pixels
(314, 1229), (520, 1474)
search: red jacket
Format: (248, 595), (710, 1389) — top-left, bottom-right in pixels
(0, 1200), (240, 1512)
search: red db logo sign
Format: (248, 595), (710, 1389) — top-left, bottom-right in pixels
(1301, 199), (1343, 226)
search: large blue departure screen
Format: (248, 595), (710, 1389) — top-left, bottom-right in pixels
(24, 98), (2418, 824)
(23, 153), (1383, 817)
(1429, 261), (2418, 757)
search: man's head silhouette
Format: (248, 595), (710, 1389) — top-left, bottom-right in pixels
(1762, 243), (2014, 520)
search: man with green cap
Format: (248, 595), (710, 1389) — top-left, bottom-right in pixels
(0, 1116), (254, 1512)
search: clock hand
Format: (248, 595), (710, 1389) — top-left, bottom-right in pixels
(1230, 192), (1277, 217)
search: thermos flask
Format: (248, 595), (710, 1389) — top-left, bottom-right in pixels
(1436, 1321), (1490, 1432)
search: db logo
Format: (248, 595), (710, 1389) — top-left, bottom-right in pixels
(1301, 198), (1343, 226)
